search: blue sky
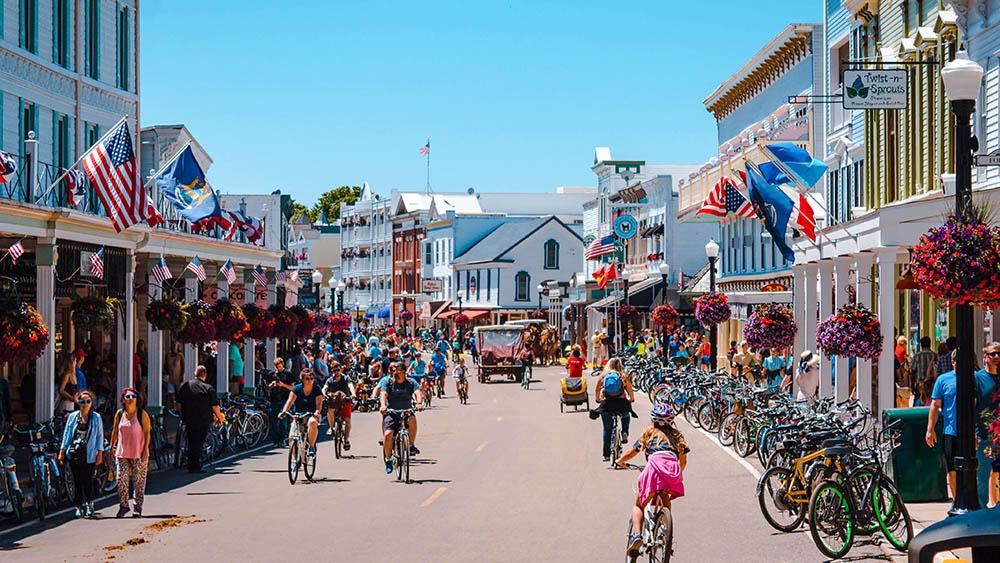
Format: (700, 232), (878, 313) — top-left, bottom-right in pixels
(140, 0), (820, 203)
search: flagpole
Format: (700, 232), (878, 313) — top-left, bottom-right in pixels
(425, 137), (431, 194)
(143, 140), (193, 188)
(34, 114), (130, 204)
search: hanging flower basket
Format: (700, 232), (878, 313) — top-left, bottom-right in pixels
(651, 304), (679, 327)
(313, 312), (331, 335)
(744, 303), (797, 350)
(176, 300), (217, 344)
(330, 312), (351, 333)
(212, 299), (249, 342)
(694, 291), (731, 326)
(981, 393), (1000, 461)
(453, 313), (470, 326)
(290, 305), (316, 338)
(71, 296), (118, 331)
(270, 305), (299, 339)
(529, 309), (547, 320)
(399, 309), (414, 322)
(909, 210), (1000, 307)
(816, 304), (882, 361)
(617, 305), (639, 319)
(0, 304), (50, 365)
(243, 304), (275, 340)
(145, 297), (189, 332)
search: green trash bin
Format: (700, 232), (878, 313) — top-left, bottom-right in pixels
(883, 407), (949, 503)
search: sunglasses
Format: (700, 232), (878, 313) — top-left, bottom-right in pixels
(79, 399), (92, 405)
(302, 376), (315, 381)
(124, 393), (137, 399)
(987, 351), (1000, 358)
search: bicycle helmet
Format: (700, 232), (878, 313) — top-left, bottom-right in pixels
(650, 402), (676, 424)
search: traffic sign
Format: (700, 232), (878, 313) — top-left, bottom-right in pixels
(613, 215), (638, 240)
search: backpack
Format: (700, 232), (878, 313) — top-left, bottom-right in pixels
(603, 371), (624, 397)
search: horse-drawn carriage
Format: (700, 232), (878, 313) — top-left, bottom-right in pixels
(507, 319), (561, 366)
(474, 325), (527, 384)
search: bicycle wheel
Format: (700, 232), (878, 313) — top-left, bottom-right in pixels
(683, 398), (703, 428)
(757, 466), (805, 532)
(808, 480), (854, 559)
(649, 508), (673, 563)
(10, 487), (24, 524)
(60, 462), (75, 506)
(872, 477), (912, 552)
(334, 421), (343, 459)
(287, 441), (299, 485)
(733, 418), (757, 458)
(757, 429), (777, 466)
(696, 403), (718, 433)
(845, 466), (879, 534)
(34, 464), (47, 521)
(303, 446), (316, 482)
(246, 413), (266, 448)
(173, 425), (186, 468)
(717, 413), (740, 447)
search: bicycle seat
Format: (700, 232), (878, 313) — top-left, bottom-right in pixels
(0, 444), (14, 457)
(823, 445), (850, 458)
(806, 430), (837, 442)
(821, 438), (850, 449)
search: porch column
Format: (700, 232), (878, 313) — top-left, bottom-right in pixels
(241, 269), (255, 396)
(35, 242), (57, 422)
(216, 278), (230, 396)
(266, 276), (277, 369)
(876, 248), (901, 416)
(117, 251), (135, 394)
(817, 260), (834, 398)
(803, 262), (819, 358)
(791, 264), (807, 398)
(854, 252), (875, 411)
(833, 256), (853, 402)
(184, 276), (199, 381)
(147, 269), (164, 413)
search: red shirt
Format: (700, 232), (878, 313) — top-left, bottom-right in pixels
(567, 356), (584, 378)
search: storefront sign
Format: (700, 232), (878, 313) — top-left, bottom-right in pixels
(760, 281), (788, 292)
(613, 215), (638, 240)
(421, 278), (442, 292)
(975, 148), (1000, 166)
(842, 70), (908, 110)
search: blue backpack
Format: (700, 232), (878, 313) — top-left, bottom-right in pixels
(603, 371), (624, 397)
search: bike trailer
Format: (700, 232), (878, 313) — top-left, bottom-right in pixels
(559, 377), (589, 412)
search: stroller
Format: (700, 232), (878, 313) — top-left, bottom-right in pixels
(559, 376), (589, 413)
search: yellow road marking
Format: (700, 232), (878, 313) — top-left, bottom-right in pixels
(496, 416), (503, 422)
(475, 441), (488, 453)
(420, 487), (447, 507)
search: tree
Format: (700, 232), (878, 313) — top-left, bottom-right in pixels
(311, 185), (362, 223)
(288, 200), (312, 222)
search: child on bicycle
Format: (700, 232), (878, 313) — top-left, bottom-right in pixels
(454, 356), (469, 398)
(616, 403), (689, 559)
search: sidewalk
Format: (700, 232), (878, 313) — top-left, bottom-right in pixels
(881, 500), (970, 562)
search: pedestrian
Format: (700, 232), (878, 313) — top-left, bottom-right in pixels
(975, 342), (1000, 508)
(591, 330), (605, 366)
(175, 365), (223, 473)
(55, 354), (78, 415)
(73, 348), (89, 392)
(109, 388), (151, 518)
(935, 341), (954, 380)
(894, 336), (912, 407)
(698, 337), (711, 372)
(909, 336), (938, 407)
(230, 340), (245, 395)
(762, 348), (785, 395)
(726, 340), (737, 368)
(794, 351), (821, 404)
(566, 346), (585, 378)
(165, 341), (184, 404)
(58, 390), (103, 518)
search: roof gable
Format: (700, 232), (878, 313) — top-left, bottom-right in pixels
(454, 216), (582, 266)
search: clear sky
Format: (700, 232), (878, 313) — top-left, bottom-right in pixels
(140, 0), (820, 203)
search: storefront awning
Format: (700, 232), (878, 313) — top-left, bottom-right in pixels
(640, 224), (664, 238)
(587, 292), (622, 310)
(438, 310), (458, 320)
(464, 309), (491, 320)
(428, 300), (452, 319)
(377, 306), (391, 319)
(623, 277), (660, 310)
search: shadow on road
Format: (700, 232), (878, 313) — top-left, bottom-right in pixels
(410, 479), (451, 485)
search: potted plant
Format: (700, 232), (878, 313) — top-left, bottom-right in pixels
(71, 295), (117, 331)
(289, 305), (316, 338)
(270, 305), (299, 339)
(176, 301), (217, 344)
(243, 304), (275, 340)
(212, 299), (249, 342)
(694, 291), (731, 326)
(0, 304), (50, 365)
(651, 304), (679, 328)
(145, 296), (189, 332)
(816, 304), (882, 361)
(910, 208), (1000, 307)
(330, 312), (351, 333)
(312, 312), (331, 335)
(743, 303), (797, 350)
(453, 313), (470, 326)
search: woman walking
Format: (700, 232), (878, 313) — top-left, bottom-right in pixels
(54, 355), (78, 415)
(58, 390), (104, 518)
(109, 388), (151, 518)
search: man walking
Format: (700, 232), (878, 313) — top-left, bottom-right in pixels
(175, 365), (222, 473)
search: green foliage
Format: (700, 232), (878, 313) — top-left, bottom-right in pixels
(311, 185), (362, 222)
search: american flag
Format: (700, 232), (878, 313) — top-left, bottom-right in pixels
(151, 256), (172, 285)
(275, 271), (287, 284)
(65, 168), (87, 207)
(186, 256), (206, 281)
(696, 176), (755, 218)
(90, 248), (105, 280)
(288, 269), (300, 283)
(219, 260), (237, 284)
(0, 151), (17, 184)
(419, 141), (430, 156)
(252, 266), (268, 288)
(584, 235), (616, 260)
(81, 120), (160, 232)
(8, 240), (24, 265)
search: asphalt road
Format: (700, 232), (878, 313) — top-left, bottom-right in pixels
(0, 365), (892, 562)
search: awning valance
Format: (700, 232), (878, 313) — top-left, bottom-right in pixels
(640, 223), (664, 238)
(465, 309), (491, 320)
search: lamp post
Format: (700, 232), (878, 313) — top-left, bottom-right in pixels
(659, 262), (670, 365)
(537, 283), (544, 312)
(705, 239), (720, 372)
(457, 295), (464, 342)
(940, 50), (984, 516)
(336, 280), (346, 312)
(311, 270), (323, 312)
(327, 277), (337, 312)
(400, 291), (411, 338)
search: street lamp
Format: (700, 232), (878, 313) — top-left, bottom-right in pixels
(659, 262), (670, 365)
(940, 49), (984, 516)
(705, 239), (720, 371)
(311, 270), (323, 311)
(537, 283), (544, 311)
(336, 280), (346, 312)
(328, 277), (337, 311)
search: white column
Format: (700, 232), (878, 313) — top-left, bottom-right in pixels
(216, 278), (230, 396)
(876, 248), (900, 416)
(833, 256), (853, 402)
(117, 252), (135, 394)
(803, 263), (819, 357)
(147, 275), (164, 412)
(184, 276), (198, 381)
(817, 260), (834, 398)
(266, 278), (277, 369)
(792, 264), (807, 398)
(34, 242), (57, 422)
(244, 336), (254, 395)
(854, 252), (875, 411)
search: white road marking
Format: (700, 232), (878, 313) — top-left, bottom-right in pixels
(475, 441), (488, 453)
(686, 422), (761, 480)
(420, 486), (447, 507)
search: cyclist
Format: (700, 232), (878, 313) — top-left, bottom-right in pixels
(323, 364), (355, 450)
(379, 362), (424, 474)
(279, 368), (324, 457)
(454, 356), (469, 398)
(409, 353), (430, 395)
(430, 347), (448, 396)
(616, 403), (689, 558)
(594, 357), (635, 462)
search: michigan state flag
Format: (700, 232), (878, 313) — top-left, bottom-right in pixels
(156, 146), (221, 223)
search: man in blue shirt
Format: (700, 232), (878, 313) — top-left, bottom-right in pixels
(73, 349), (88, 392)
(975, 342), (1000, 508)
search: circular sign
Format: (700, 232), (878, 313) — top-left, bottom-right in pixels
(613, 215), (638, 240)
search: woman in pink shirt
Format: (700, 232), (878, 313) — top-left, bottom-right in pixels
(109, 387), (152, 518)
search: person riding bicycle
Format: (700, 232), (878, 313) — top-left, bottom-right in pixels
(409, 353), (430, 393)
(616, 403), (689, 558)
(593, 357), (635, 462)
(323, 364), (355, 450)
(379, 362), (424, 474)
(454, 356), (469, 397)
(279, 368), (324, 457)
(430, 348), (448, 393)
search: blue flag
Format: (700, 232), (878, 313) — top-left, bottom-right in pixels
(156, 146), (221, 223)
(762, 142), (827, 189)
(745, 163), (795, 262)
(757, 161), (791, 186)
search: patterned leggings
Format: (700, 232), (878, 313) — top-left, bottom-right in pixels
(117, 458), (148, 510)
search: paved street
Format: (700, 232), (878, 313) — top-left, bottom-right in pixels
(1, 365), (891, 562)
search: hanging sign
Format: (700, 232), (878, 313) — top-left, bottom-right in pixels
(613, 215), (638, 240)
(842, 70), (908, 110)
(974, 148), (1000, 166)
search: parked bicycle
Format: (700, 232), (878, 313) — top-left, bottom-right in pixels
(0, 429), (24, 523)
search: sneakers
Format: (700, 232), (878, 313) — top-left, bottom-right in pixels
(85, 502), (95, 518)
(344, 440), (351, 451)
(409, 444), (420, 456)
(307, 446), (317, 457)
(326, 428), (333, 436)
(627, 534), (642, 557)
(133, 508), (142, 518)
(75, 507), (84, 518)
(116, 505), (130, 518)
(603, 456), (611, 462)
(384, 458), (393, 474)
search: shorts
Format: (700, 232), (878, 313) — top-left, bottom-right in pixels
(382, 411), (412, 433)
(942, 434), (957, 472)
(700, 355), (710, 366)
(328, 400), (352, 420)
(637, 451), (685, 503)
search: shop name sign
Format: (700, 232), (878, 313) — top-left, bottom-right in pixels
(975, 149), (1000, 167)
(421, 278), (442, 292)
(842, 70), (907, 110)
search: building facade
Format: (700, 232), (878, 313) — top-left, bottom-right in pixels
(339, 183), (393, 321)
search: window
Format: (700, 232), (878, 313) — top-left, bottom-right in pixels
(514, 271), (530, 302)
(424, 241), (432, 265)
(20, 0), (38, 54)
(86, 122), (99, 149)
(53, 112), (70, 169)
(85, 0), (99, 80)
(54, 0), (70, 67)
(543, 239), (559, 269)
(116, 7), (130, 89)
(20, 101), (36, 156)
